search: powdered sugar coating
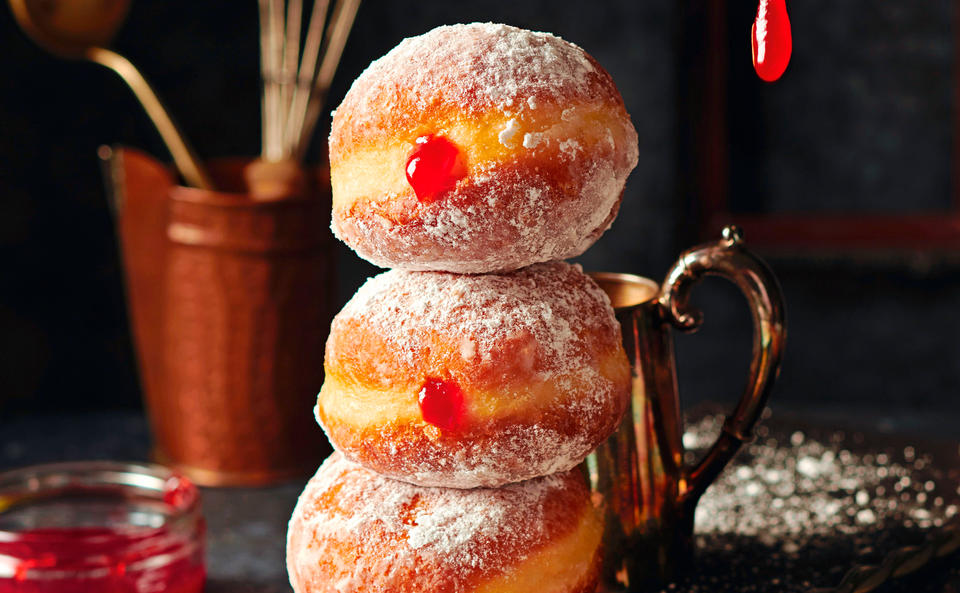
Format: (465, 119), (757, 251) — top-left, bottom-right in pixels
(329, 23), (639, 273)
(286, 453), (599, 593)
(332, 261), (620, 384)
(333, 157), (626, 273)
(331, 23), (618, 143)
(317, 262), (631, 487)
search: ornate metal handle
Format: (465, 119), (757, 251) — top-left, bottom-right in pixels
(658, 225), (787, 510)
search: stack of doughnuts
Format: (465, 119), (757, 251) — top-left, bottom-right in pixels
(288, 22), (639, 593)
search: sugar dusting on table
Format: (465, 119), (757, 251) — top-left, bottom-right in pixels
(661, 411), (960, 593)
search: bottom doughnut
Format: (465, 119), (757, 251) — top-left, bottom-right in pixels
(287, 453), (603, 593)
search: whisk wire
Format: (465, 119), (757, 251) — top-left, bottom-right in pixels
(294, 0), (361, 159)
(260, 0), (359, 162)
(280, 0), (303, 148)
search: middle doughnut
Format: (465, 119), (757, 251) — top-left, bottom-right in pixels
(317, 261), (630, 488)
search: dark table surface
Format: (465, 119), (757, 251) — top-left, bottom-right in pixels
(1, 404), (958, 593)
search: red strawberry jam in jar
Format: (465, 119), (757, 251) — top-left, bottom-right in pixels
(0, 461), (205, 593)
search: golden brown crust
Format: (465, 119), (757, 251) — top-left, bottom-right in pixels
(316, 263), (631, 488)
(328, 23), (639, 273)
(562, 549), (604, 593)
(286, 454), (603, 593)
(324, 263), (624, 393)
(316, 373), (627, 488)
(316, 262), (630, 488)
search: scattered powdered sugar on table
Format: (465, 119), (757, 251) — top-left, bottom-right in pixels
(645, 411), (960, 593)
(691, 413), (958, 545)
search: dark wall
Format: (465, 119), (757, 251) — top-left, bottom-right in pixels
(0, 0), (678, 412)
(726, 1), (955, 214)
(1, 1), (958, 420)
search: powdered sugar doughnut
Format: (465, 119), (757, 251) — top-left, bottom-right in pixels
(286, 453), (603, 593)
(316, 261), (630, 488)
(329, 22), (639, 273)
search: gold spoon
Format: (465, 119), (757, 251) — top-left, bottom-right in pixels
(10, 0), (213, 189)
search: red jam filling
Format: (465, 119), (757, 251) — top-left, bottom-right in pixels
(752, 0), (792, 82)
(418, 378), (465, 430)
(0, 525), (205, 593)
(405, 135), (466, 202)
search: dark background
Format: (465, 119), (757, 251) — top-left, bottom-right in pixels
(0, 1), (958, 431)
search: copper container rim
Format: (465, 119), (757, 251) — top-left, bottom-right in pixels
(167, 156), (331, 208)
(153, 451), (316, 488)
(169, 185), (321, 208)
(588, 271), (660, 310)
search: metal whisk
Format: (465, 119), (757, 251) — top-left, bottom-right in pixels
(258, 0), (361, 163)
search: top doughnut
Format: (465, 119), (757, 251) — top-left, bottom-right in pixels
(329, 23), (639, 273)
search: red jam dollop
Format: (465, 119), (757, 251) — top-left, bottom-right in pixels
(405, 135), (466, 202)
(418, 378), (465, 430)
(752, 0), (792, 82)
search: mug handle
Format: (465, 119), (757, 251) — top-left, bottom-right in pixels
(658, 225), (787, 512)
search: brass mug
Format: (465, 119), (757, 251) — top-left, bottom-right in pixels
(587, 226), (786, 591)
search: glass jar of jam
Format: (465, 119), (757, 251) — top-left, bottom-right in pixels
(0, 461), (205, 593)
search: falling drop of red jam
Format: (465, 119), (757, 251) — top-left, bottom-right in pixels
(405, 135), (466, 202)
(751, 0), (792, 82)
(418, 378), (465, 430)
